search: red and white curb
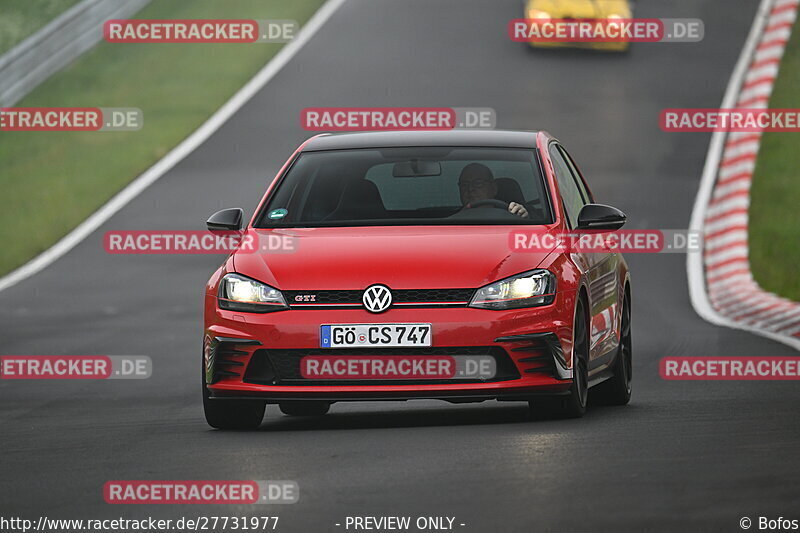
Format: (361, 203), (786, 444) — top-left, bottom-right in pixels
(688, 0), (800, 350)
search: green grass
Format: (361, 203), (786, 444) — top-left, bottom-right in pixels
(0, 0), (324, 276)
(749, 24), (800, 301)
(0, 0), (83, 53)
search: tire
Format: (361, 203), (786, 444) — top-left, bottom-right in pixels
(529, 300), (589, 419)
(593, 289), (632, 406)
(202, 368), (266, 430)
(279, 401), (330, 416)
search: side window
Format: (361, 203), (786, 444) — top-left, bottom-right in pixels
(549, 145), (585, 228)
(557, 145), (592, 203)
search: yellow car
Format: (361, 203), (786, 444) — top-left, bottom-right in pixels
(523, 0), (633, 52)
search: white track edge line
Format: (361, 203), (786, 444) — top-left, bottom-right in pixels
(0, 0), (347, 294)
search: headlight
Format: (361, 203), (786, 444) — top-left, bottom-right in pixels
(527, 9), (551, 19)
(218, 273), (287, 313)
(469, 270), (556, 310)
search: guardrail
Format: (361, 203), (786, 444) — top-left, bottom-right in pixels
(0, 0), (151, 108)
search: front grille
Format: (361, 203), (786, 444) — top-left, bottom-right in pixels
(393, 289), (474, 303)
(284, 288), (474, 309)
(244, 346), (519, 386)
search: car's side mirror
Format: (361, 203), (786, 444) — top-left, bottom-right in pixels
(207, 208), (243, 231)
(576, 204), (626, 230)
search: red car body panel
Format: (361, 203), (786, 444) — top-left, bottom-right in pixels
(204, 131), (629, 402)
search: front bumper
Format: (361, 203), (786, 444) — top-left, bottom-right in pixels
(203, 290), (577, 402)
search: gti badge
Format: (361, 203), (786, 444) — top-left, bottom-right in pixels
(362, 284), (392, 313)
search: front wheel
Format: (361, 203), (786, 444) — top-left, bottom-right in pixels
(529, 300), (589, 419)
(203, 395), (266, 430)
(593, 289), (632, 405)
(202, 371), (265, 429)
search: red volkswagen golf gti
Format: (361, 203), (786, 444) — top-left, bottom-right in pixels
(203, 130), (632, 429)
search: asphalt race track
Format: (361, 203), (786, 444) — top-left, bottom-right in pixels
(2, 1), (799, 531)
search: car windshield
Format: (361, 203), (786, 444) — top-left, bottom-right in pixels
(255, 147), (552, 227)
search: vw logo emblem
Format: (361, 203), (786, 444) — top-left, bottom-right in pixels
(362, 284), (392, 313)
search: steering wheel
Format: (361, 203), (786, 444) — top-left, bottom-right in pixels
(467, 199), (509, 210)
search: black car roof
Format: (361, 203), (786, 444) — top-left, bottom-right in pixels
(301, 130), (541, 151)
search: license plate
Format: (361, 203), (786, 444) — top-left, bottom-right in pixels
(320, 324), (432, 348)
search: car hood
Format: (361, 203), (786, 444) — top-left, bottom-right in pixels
(232, 226), (558, 290)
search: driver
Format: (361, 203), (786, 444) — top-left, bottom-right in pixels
(458, 163), (529, 218)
